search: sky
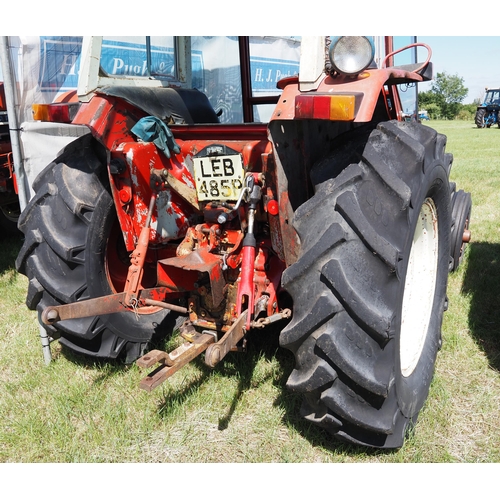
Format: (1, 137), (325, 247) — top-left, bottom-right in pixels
(416, 37), (500, 104)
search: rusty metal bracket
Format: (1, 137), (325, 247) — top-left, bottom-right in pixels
(124, 192), (157, 306)
(204, 310), (248, 368)
(137, 331), (215, 391)
(40, 288), (187, 325)
(41, 292), (130, 325)
(137, 311), (249, 390)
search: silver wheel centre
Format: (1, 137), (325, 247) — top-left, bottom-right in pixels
(400, 198), (439, 377)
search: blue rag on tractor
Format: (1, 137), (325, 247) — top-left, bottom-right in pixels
(131, 116), (181, 159)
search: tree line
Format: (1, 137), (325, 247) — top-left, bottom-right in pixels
(418, 71), (479, 120)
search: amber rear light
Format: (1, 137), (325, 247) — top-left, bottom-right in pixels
(32, 102), (81, 123)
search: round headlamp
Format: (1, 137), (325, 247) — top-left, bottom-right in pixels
(329, 36), (375, 76)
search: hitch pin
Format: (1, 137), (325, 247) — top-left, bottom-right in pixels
(131, 297), (140, 321)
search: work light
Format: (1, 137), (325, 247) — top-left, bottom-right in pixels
(328, 36), (375, 76)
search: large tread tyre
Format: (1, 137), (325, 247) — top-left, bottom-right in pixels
(475, 108), (486, 128)
(16, 135), (175, 363)
(450, 189), (472, 272)
(280, 121), (452, 449)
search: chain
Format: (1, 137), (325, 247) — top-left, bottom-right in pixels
(251, 308), (292, 329)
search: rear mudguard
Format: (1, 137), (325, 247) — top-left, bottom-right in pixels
(267, 67), (430, 265)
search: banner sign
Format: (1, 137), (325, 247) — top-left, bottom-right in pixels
(250, 56), (299, 93)
(37, 36), (299, 96)
(39, 37), (82, 92)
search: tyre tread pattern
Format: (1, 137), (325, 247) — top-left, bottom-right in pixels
(280, 120), (452, 448)
(16, 136), (171, 362)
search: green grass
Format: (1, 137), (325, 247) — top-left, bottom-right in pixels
(1, 119), (499, 464)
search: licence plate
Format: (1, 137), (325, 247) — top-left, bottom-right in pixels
(193, 154), (245, 202)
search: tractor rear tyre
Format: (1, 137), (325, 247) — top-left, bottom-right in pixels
(16, 135), (175, 363)
(280, 121), (452, 449)
(475, 108), (486, 128)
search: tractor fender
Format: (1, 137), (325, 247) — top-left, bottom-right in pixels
(97, 86), (219, 125)
(271, 66), (429, 123)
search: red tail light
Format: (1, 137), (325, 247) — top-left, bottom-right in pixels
(295, 94), (357, 121)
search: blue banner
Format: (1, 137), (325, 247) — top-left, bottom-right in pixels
(39, 36), (82, 92)
(38, 37), (205, 94)
(251, 56), (299, 92)
(99, 39), (175, 78)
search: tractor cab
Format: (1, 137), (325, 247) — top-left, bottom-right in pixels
(76, 36), (301, 124)
(483, 88), (500, 106)
(66, 36), (424, 125)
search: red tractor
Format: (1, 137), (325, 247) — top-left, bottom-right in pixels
(15, 36), (471, 449)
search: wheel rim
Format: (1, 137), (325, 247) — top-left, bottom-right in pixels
(1, 202), (21, 223)
(400, 198), (439, 377)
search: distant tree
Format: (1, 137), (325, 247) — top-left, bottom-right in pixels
(425, 103), (441, 120)
(418, 91), (442, 119)
(456, 108), (474, 121)
(431, 72), (468, 119)
(454, 102), (478, 121)
(461, 103), (477, 115)
(418, 90), (441, 109)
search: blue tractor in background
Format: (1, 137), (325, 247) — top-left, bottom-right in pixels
(475, 87), (500, 128)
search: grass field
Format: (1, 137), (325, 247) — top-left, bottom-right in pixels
(0, 120), (499, 467)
